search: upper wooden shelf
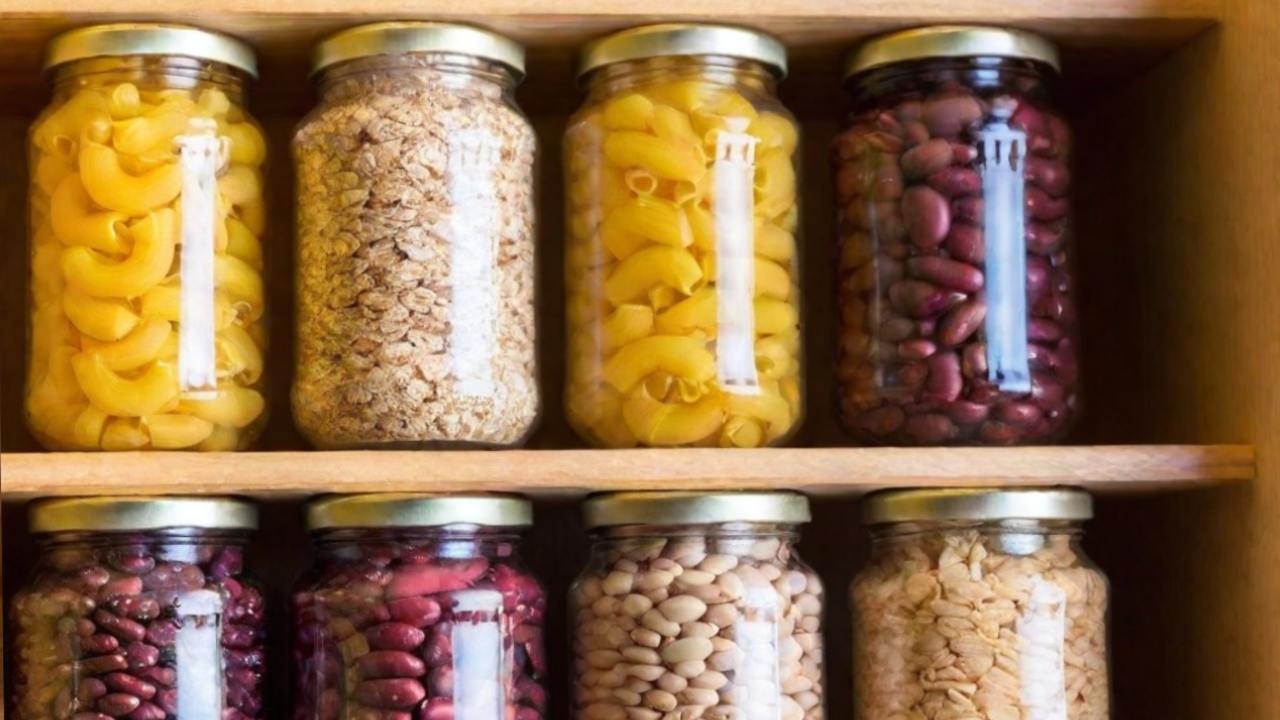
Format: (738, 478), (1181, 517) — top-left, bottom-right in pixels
(0, 445), (1254, 499)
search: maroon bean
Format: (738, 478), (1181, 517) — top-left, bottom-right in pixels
(1031, 372), (1066, 406)
(953, 197), (983, 223)
(894, 100), (923, 122)
(903, 414), (958, 443)
(924, 352), (963, 403)
(907, 256), (983, 292)
(835, 162), (872, 198)
(73, 714), (114, 720)
(961, 342), (988, 379)
(386, 597), (443, 627)
(922, 94), (983, 137)
(354, 679), (427, 710)
(879, 316), (916, 342)
(926, 167), (981, 197)
(1028, 318), (1064, 342)
(105, 671), (157, 700)
(93, 610), (146, 642)
(944, 223), (984, 264)
(228, 682), (263, 715)
(223, 623), (259, 649)
(979, 421), (1021, 444)
(386, 560), (488, 600)
(1026, 222), (1064, 254)
(155, 689), (178, 715)
(80, 653), (129, 675)
(107, 596), (160, 621)
(939, 299), (987, 347)
(125, 641), (159, 669)
(902, 186), (951, 249)
(108, 553), (155, 575)
(946, 401), (991, 425)
(1026, 256), (1050, 304)
(76, 617), (98, 637)
(226, 647), (266, 669)
(135, 666), (176, 687)
(124, 703), (165, 720)
(889, 280), (964, 318)
(898, 339), (937, 360)
(209, 548), (244, 579)
(144, 619), (179, 647)
(1025, 186), (1068, 221)
(902, 121), (930, 146)
(421, 624), (453, 666)
(82, 633), (121, 655)
(419, 698), (453, 720)
(77, 678), (109, 704)
(143, 563), (205, 592)
(99, 576), (143, 599)
(97, 693), (141, 717)
(901, 138), (952, 179)
(228, 666), (261, 690)
(1025, 155), (1070, 196)
(950, 143), (977, 163)
(996, 401), (1043, 427)
(428, 664), (454, 697)
(358, 650), (426, 679)
(365, 622), (426, 651)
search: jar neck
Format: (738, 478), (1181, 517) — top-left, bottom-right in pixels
(592, 522), (798, 542)
(585, 56), (776, 101)
(869, 519), (1083, 554)
(313, 526), (522, 560)
(847, 56), (1054, 110)
(38, 528), (248, 566)
(51, 56), (248, 105)
(317, 53), (518, 102)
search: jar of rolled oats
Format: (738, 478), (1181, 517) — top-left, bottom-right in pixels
(852, 488), (1111, 720)
(292, 22), (539, 449)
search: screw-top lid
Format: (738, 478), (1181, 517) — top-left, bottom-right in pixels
(844, 25), (1060, 79)
(311, 22), (525, 79)
(861, 488), (1092, 525)
(306, 494), (532, 530)
(30, 496), (258, 533)
(584, 491), (810, 528)
(45, 23), (258, 78)
(578, 24), (787, 80)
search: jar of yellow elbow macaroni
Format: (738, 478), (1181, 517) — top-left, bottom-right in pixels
(26, 24), (269, 451)
(565, 25), (804, 448)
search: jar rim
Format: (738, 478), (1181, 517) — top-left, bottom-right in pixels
(844, 25), (1060, 79)
(312, 22), (525, 79)
(578, 23), (787, 81)
(30, 496), (258, 533)
(584, 491), (810, 529)
(45, 23), (257, 78)
(306, 493), (532, 530)
(861, 488), (1092, 525)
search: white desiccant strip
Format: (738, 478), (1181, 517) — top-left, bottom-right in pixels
(175, 118), (230, 397)
(175, 588), (225, 720)
(713, 128), (761, 394)
(1017, 577), (1069, 720)
(450, 589), (506, 720)
(447, 128), (501, 398)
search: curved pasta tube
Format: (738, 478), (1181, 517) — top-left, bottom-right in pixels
(601, 196), (693, 259)
(63, 290), (139, 341)
(144, 414), (215, 449)
(112, 110), (189, 155)
(755, 222), (795, 263)
(215, 255), (265, 321)
(140, 284), (238, 328)
(622, 385), (724, 446)
(81, 318), (172, 372)
(218, 165), (262, 208)
(726, 384), (792, 441)
(33, 90), (110, 157)
(32, 240), (67, 309)
(603, 335), (716, 393)
(72, 352), (180, 417)
(748, 112), (799, 155)
(238, 196), (267, 236)
(73, 406), (110, 448)
(178, 386), (265, 428)
(720, 415), (765, 448)
(754, 150), (796, 220)
(223, 217), (263, 270)
(50, 174), (129, 253)
(604, 246), (702, 305)
(622, 169), (659, 196)
(648, 285), (681, 312)
(685, 204), (715, 252)
(34, 152), (73, 197)
(217, 323), (264, 384)
(755, 334), (793, 380)
(604, 131), (706, 182)
(653, 104), (702, 150)
(754, 298), (799, 335)
(222, 122), (267, 166)
(197, 425), (241, 451)
(63, 209), (178, 298)
(108, 83), (142, 120)
(101, 418), (150, 450)
(647, 81), (721, 114)
(197, 88), (232, 117)
(754, 258), (792, 300)
(656, 287), (716, 335)
(603, 304), (655, 351)
(78, 140), (181, 214)
(602, 93), (654, 131)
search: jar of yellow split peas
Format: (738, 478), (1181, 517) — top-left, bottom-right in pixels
(26, 24), (269, 451)
(564, 24), (804, 448)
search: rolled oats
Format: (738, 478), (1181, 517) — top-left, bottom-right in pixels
(292, 52), (539, 447)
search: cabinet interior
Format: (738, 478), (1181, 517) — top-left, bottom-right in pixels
(2, 1), (1278, 718)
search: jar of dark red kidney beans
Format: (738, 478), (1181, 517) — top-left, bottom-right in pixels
(10, 497), (265, 720)
(293, 494), (546, 720)
(833, 26), (1078, 445)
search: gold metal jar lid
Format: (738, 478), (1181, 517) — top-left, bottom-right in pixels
(30, 497), (258, 533)
(312, 22), (526, 79)
(862, 488), (1092, 525)
(307, 494), (533, 530)
(578, 24), (788, 80)
(584, 491), (810, 529)
(45, 23), (258, 78)
(844, 25), (1060, 79)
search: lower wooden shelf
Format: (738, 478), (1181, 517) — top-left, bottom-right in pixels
(0, 445), (1255, 498)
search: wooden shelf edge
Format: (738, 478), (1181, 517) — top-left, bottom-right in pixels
(0, 445), (1255, 499)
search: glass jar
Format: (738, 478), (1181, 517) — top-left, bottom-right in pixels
(564, 25), (805, 448)
(292, 494), (547, 720)
(26, 24), (269, 451)
(292, 23), (539, 449)
(572, 492), (825, 720)
(833, 27), (1078, 445)
(9, 497), (265, 720)
(852, 489), (1111, 720)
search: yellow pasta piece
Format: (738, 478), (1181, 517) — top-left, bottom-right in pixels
(49, 174), (129, 254)
(112, 110), (189, 156)
(215, 255), (266, 321)
(652, 104), (702, 150)
(685, 204), (715, 252)
(197, 425), (241, 451)
(603, 335), (715, 393)
(604, 246), (702, 305)
(655, 287), (716, 335)
(726, 384), (792, 441)
(648, 285), (682, 312)
(72, 406), (110, 449)
(63, 290), (139, 341)
(33, 89), (110, 158)
(603, 304), (655, 351)
(78, 140), (182, 214)
(622, 385), (724, 446)
(755, 335), (792, 380)
(218, 165), (262, 208)
(238, 197), (268, 236)
(720, 415), (765, 448)
(178, 386), (265, 428)
(81, 318), (172, 372)
(140, 284), (238, 328)
(604, 131), (706, 182)
(197, 88), (232, 117)
(107, 83), (142, 120)
(72, 352), (180, 417)
(602, 93), (655, 131)
(217, 323), (264, 384)
(601, 196), (693, 259)
(646, 81), (720, 114)
(62, 209), (178, 299)
(755, 222), (795, 263)
(754, 298), (799, 335)
(754, 150), (796, 220)
(222, 121), (266, 166)
(748, 112), (798, 155)
(34, 152), (73, 198)
(101, 418), (150, 450)
(754, 258), (792, 300)
(622, 168), (660, 196)
(144, 414), (216, 449)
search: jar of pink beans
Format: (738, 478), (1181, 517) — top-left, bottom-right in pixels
(292, 494), (546, 720)
(832, 26), (1079, 445)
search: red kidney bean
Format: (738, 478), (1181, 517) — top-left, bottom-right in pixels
(922, 95), (983, 136)
(924, 352), (963, 403)
(79, 654), (129, 676)
(902, 186), (951, 248)
(898, 339), (937, 360)
(99, 576), (143, 598)
(359, 651), (426, 679)
(365, 623), (426, 651)
(124, 642), (159, 669)
(93, 611), (145, 643)
(889, 280), (964, 318)
(907, 256), (983, 292)
(154, 689), (177, 716)
(903, 413), (958, 443)
(1025, 155), (1070, 196)
(1026, 186), (1069, 221)
(354, 679), (427, 710)
(124, 703), (164, 720)
(900, 138), (952, 178)
(97, 693), (142, 717)
(939, 299), (987, 347)
(385, 597), (442, 627)
(134, 666), (175, 688)
(143, 619), (179, 648)
(104, 673), (156, 701)
(77, 678), (109, 705)
(926, 167), (981, 197)
(82, 634), (121, 655)
(944, 223), (984, 264)
(419, 698), (453, 720)
(73, 714), (114, 720)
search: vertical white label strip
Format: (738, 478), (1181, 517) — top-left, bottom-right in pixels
(175, 118), (228, 396)
(450, 589), (505, 720)
(175, 589), (225, 720)
(713, 130), (760, 393)
(447, 129), (499, 398)
(739, 586), (782, 720)
(1016, 578), (1069, 720)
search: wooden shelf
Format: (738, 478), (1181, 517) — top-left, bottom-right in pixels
(0, 445), (1254, 499)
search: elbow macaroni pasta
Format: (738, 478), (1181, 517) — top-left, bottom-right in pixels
(564, 65), (804, 447)
(26, 74), (268, 450)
